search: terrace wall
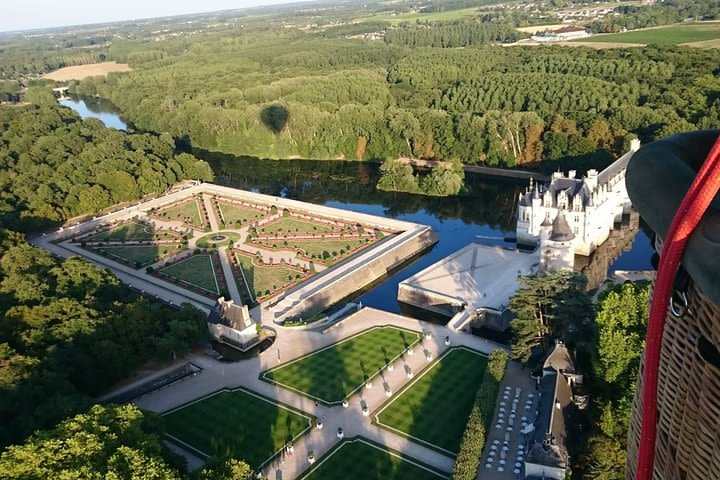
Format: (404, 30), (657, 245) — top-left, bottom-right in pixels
(270, 226), (439, 322)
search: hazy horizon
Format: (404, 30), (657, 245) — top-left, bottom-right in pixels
(2, 0), (310, 33)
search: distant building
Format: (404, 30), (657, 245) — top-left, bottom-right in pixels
(207, 297), (259, 351)
(531, 27), (591, 42)
(525, 342), (587, 479)
(517, 139), (640, 256)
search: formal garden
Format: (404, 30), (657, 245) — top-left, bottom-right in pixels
(86, 219), (178, 242)
(195, 231), (241, 249)
(71, 191), (402, 303)
(261, 326), (420, 404)
(299, 438), (448, 480)
(77, 219), (188, 268)
(163, 388), (314, 469)
(232, 251), (308, 303)
(94, 244), (184, 267)
(259, 216), (336, 236)
(151, 196), (208, 229)
(216, 201), (267, 226)
(374, 347), (489, 455)
(157, 253), (224, 295)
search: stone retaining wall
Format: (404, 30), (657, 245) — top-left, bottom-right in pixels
(274, 227), (439, 322)
(397, 284), (464, 318)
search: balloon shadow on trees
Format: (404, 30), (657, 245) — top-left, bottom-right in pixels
(260, 105), (290, 134)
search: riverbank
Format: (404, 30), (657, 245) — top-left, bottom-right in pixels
(397, 157), (550, 182)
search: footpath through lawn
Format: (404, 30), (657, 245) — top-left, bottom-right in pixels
(375, 347), (488, 455)
(163, 388), (314, 469)
(262, 326), (420, 404)
(299, 437), (448, 480)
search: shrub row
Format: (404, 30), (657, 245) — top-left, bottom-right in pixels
(451, 349), (509, 480)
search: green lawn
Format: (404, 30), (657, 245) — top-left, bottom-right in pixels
(262, 326), (420, 404)
(260, 217), (336, 235)
(157, 199), (203, 226)
(88, 221), (156, 242)
(219, 202), (266, 225)
(196, 231), (241, 248)
(299, 438), (448, 480)
(163, 388), (313, 469)
(159, 254), (219, 293)
(375, 347), (488, 455)
(96, 244), (182, 267)
(287, 238), (368, 258)
(234, 252), (302, 299)
(575, 23), (720, 45)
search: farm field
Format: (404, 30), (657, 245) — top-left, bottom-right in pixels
(361, 6), (480, 25)
(163, 388), (313, 469)
(96, 244), (182, 266)
(262, 326), (420, 404)
(234, 252), (303, 299)
(156, 199), (203, 226)
(43, 61), (132, 81)
(575, 23), (720, 45)
(159, 254), (219, 293)
(375, 347), (488, 455)
(299, 437), (447, 480)
(218, 202), (265, 225)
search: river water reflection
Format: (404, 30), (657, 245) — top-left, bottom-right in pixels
(59, 96), (653, 315)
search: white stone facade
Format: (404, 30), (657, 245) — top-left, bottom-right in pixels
(517, 140), (639, 256)
(538, 213), (575, 272)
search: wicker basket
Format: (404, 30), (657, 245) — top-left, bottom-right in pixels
(626, 281), (720, 479)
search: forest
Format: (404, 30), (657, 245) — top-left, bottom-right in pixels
(0, 0), (717, 172)
(0, 105), (213, 231)
(59, 37), (719, 170)
(0, 104), (237, 477)
(508, 274), (650, 479)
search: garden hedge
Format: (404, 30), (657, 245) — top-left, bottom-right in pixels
(451, 349), (508, 480)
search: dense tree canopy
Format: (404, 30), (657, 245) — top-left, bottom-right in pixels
(53, 36), (718, 169)
(508, 271), (592, 363)
(0, 403), (253, 480)
(384, 19), (520, 47)
(0, 237), (209, 448)
(0, 105), (213, 231)
(578, 281), (650, 479)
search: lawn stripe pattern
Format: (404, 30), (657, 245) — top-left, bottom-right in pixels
(263, 326), (420, 404)
(163, 388), (313, 469)
(375, 347), (488, 455)
(299, 437), (448, 480)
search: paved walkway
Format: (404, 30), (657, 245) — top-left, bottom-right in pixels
(133, 308), (508, 479)
(201, 193), (244, 304)
(38, 239), (214, 312)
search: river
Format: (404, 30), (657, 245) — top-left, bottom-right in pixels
(58, 96), (653, 316)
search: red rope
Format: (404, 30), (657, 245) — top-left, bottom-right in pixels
(636, 133), (720, 480)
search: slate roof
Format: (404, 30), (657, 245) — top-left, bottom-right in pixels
(550, 213), (575, 242)
(525, 370), (571, 470)
(543, 342), (576, 374)
(597, 150), (632, 186)
(517, 151), (631, 209)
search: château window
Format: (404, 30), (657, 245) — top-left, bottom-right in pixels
(573, 227), (579, 235)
